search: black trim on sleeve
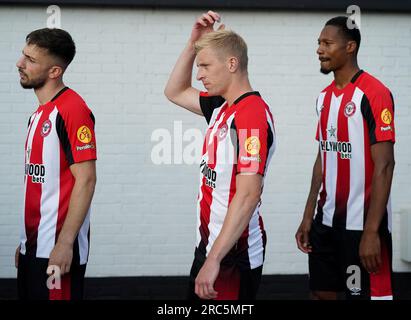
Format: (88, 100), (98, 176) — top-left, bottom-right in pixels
(390, 92), (395, 113)
(199, 95), (225, 124)
(263, 122), (274, 176)
(230, 119), (239, 165)
(90, 112), (96, 124)
(360, 95), (377, 145)
(56, 112), (75, 165)
(51, 87), (69, 102)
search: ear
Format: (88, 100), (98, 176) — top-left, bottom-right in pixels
(346, 40), (357, 55)
(227, 56), (239, 73)
(48, 65), (64, 80)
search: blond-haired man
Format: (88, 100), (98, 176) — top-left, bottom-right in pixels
(165, 11), (276, 300)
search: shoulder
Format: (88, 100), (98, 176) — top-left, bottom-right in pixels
(56, 88), (92, 115)
(236, 94), (272, 123)
(239, 94), (269, 113)
(356, 72), (392, 100)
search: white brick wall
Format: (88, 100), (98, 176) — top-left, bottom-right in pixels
(0, 6), (410, 278)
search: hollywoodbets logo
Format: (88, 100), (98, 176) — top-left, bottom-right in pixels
(200, 159), (216, 189)
(320, 140), (352, 159)
(25, 163), (45, 183)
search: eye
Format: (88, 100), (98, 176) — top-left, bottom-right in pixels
(24, 55), (35, 63)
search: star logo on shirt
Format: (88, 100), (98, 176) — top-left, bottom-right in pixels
(328, 125), (337, 139)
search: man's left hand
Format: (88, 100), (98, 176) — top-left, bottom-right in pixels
(48, 242), (73, 276)
(359, 231), (381, 274)
(195, 258), (219, 299)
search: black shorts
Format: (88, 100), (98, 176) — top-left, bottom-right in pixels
(308, 219), (393, 300)
(187, 248), (262, 300)
(17, 253), (86, 300)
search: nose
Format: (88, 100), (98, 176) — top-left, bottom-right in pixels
(16, 56), (25, 69)
(317, 43), (324, 56)
(196, 68), (204, 81)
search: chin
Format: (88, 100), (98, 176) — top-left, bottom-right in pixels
(20, 79), (46, 90)
(320, 68), (332, 75)
(208, 87), (224, 97)
(206, 88), (217, 96)
(20, 81), (33, 89)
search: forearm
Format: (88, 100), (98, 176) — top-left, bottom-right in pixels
(303, 152), (322, 220)
(364, 161), (395, 233)
(207, 191), (260, 263)
(57, 178), (96, 246)
(164, 41), (196, 101)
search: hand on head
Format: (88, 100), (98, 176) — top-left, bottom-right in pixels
(190, 10), (225, 43)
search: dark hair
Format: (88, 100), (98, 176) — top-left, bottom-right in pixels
(26, 28), (76, 68)
(325, 16), (361, 53)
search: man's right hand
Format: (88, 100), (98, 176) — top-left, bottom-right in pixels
(15, 245), (20, 269)
(190, 10), (224, 44)
(164, 10), (225, 114)
(295, 218), (313, 254)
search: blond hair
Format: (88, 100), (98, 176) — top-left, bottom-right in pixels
(194, 30), (248, 72)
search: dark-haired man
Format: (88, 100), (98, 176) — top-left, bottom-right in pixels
(295, 16), (395, 300)
(16, 28), (97, 300)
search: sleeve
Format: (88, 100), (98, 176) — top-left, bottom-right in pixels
(199, 91), (226, 124)
(56, 104), (97, 166)
(234, 104), (272, 175)
(315, 96), (321, 141)
(361, 89), (395, 145)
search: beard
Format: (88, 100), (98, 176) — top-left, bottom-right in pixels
(20, 78), (47, 89)
(320, 67), (332, 75)
(19, 70), (47, 89)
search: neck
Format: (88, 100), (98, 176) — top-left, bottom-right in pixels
(333, 61), (360, 89)
(34, 80), (66, 105)
(222, 75), (253, 106)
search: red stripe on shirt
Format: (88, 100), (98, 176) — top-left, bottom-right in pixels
(334, 85), (356, 224)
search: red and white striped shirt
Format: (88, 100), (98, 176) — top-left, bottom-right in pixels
(20, 87), (97, 265)
(315, 70), (395, 231)
(197, 91), (276, 270)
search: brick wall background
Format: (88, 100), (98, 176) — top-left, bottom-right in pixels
(0, 6), (410, 278)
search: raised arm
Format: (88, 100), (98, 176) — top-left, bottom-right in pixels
(164, 10), (223, 115)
